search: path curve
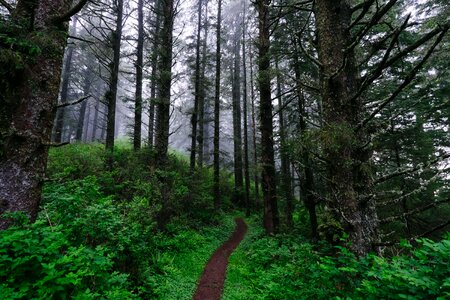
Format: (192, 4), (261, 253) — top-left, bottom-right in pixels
(193, 218), (248, 300)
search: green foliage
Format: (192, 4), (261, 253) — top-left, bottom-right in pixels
(0, 218), (135, 299)
(224, 218), (450, 299)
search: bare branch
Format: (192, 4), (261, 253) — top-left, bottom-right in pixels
(0, 0), (13, 13)
(380, 198), (450, 224)
(57, 95), (91, 109)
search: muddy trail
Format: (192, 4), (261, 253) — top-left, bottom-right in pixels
(193, 218), (248, 300)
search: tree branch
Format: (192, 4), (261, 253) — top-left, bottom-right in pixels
(52, 0), (89, 24)
(380, 198), (450, 224)
(57, 95), (90, 108)
(375, 153), (450, 185)
(0, 0), (13, 13)
(356, 28), (447, 131)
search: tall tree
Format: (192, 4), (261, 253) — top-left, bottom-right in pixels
(148, 0), (161, 148)
(154, 0), (175, 167)
(133, 0), (145, 151)
(53, 17), (78, 143)
(232, 22), (244, 204)
(242, 1), (250, 216)
(0, 0), (88, 229)
(257, 0), (278, 234)
(213, 0), (222, 209)
(189, 0), (203, 172)
(105, 0), (124, 154)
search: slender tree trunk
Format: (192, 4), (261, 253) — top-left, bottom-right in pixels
(154, 0), (174, 168)
(257, 0), (278, 234)
(232, 29), (244, 205)
(133, 0), (144, 151)
(190, 0), (203, 172)
(275, 59), (293, 228)
(53, 18), (77, 143)
(315, 0), (378, 256)
(213, 0), (222, 209)
(83, 104), (90, 142)
(293, 37), (318, 240)
(242, 3), (250, 216)
(197, 0), (209, 168)
(0, 0), (83, 230)
(249, 40), (260, 207)
(105, 0), (124, 154)
(91, 96), (100, 141)
(75, 68), (93, 141)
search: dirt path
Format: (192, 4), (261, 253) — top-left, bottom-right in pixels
(193, 218), (248, 300)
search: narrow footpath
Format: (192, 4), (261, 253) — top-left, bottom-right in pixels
(193, 218), (248, 300)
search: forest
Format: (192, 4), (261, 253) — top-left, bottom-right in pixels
(0, 0), (449, 299)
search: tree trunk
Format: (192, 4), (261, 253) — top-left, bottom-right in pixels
(232, 29), (244, 205)
(275, 59), (293, 228)
(315, 0), (378, 256)
(0, 0), (83, 230)
(133, 0), (144, 151)
(213, 0), (222, 209)
(105, 0), (124, 153)
(242, 3), (250, 216)
(154, 0), (174, 168)
(248, 40), (260, 208)
(197, 0), (209, 168)
(257, 0), (278, 234)
(75, 67), (93, 141)
(53, 18), (77, 143)
(189, 0), (203, 172)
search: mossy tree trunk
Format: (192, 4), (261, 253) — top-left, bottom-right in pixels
(0, 0), (88, 230)
(315, 0), (378, 256)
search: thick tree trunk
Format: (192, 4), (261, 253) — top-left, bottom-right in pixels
(0, 0), (81, 229)
(154, 0), (174, 168)
(275, 59), (293, 228)
(257, 0), (278, 234)
(133, 0), (144, 151)
(232, 31), (244, 205)
(315, 0), (378, 256)
(213, 0), (222, 209)
(105, 0), (124, 153)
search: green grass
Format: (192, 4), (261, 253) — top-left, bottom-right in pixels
(154, 215), (236, 299)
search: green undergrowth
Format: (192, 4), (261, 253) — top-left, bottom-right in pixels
(223, 218), (450, 299)
(0, 142), (238, 299)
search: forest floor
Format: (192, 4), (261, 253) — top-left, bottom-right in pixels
(193, 218), (248, 300)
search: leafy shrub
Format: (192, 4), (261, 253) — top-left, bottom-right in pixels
(0, 219), (135, 299)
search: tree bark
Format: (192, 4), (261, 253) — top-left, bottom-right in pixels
(154, 0), (174, 168)
(197, 0), (209, 168)
(0, 0), (84, 230)
(53, 18), (77, 143)
(257, 0), (278, 234)
(75, 67), (93, 141)
(242, 3), (250, 216)
(315, 0), (378, 256)
(190, 0), (203, 172)
(232, 28), (244, 205)
(133, 0), (144, 151)
(213, 0), (222, 209)
(248, 40), (260, 208)
(105, 0), (124, 153)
